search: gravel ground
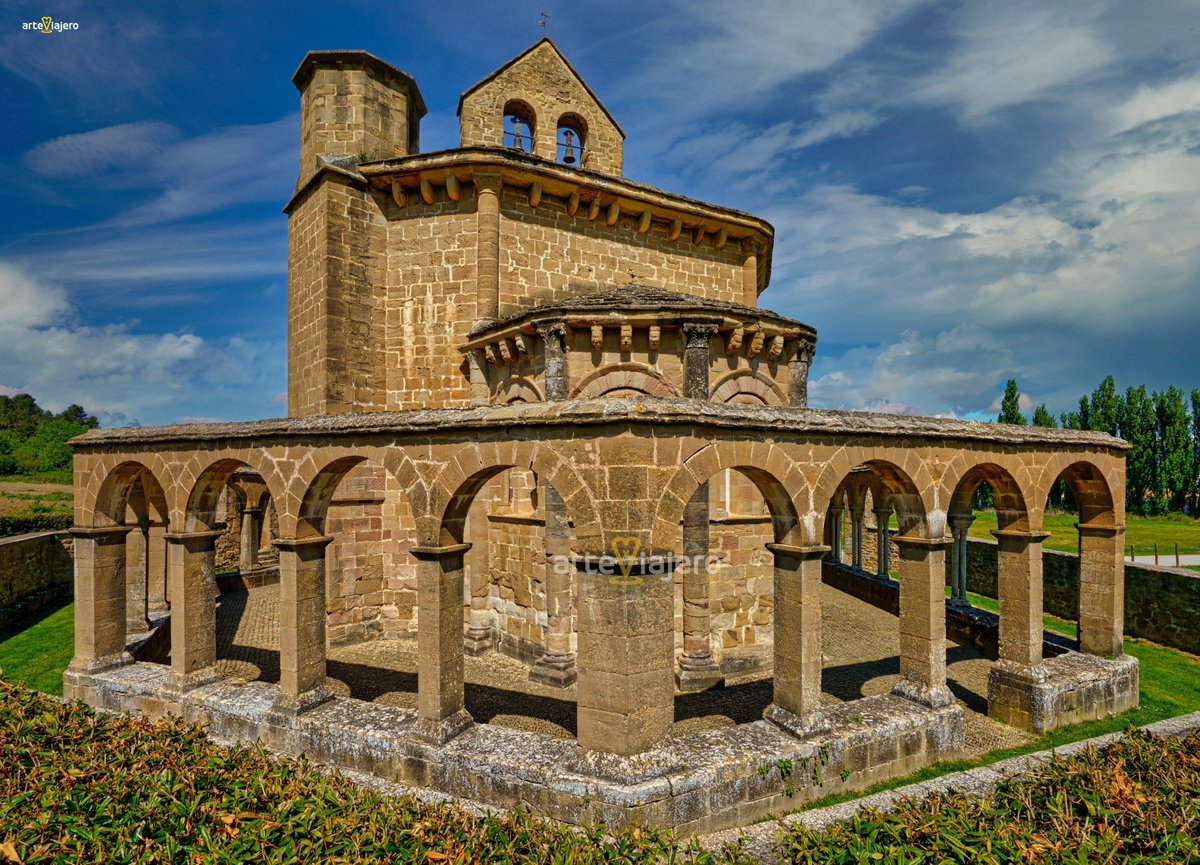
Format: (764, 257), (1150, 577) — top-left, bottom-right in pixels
(212, 581), (1030, 756)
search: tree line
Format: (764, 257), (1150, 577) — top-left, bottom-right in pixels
(0, 393), (99, 476)
(998, 377), (1200, 516)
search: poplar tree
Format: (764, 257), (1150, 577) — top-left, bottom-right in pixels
(998, 379), (1027, 425)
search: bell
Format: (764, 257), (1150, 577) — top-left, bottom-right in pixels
(562, 129), (576, 164)
(509, 118), (527, 151)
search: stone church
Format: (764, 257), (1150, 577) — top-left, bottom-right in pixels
(64, 40), (1136, 832)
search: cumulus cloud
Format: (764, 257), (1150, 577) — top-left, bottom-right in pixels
(0, 261), (283, 425)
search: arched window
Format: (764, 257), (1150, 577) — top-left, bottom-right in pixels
(503, 100), (536, 152)
(556, 113), (587, 165)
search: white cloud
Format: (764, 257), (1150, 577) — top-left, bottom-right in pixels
(23, 122), (180, 178)
(767, 69), (1200, 416)
(910, 3), (1114, 120)
(0, 260), (283, 425)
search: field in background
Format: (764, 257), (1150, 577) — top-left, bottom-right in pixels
(967, 510), (1200, 556)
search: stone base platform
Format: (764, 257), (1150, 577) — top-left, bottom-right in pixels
(987, 651), (1139, 733)
(65, 661), (964, 834)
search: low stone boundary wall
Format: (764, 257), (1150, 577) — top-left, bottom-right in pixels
(963, 538), (1200, 655)
(0, 531), (73, 629)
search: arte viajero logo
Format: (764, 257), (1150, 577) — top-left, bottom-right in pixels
(23, 16), (80, 33)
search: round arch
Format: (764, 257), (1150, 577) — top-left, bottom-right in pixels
(569, 362), (680, 400)
(651, 441), (807, 553)
(710, 368), (785, 406)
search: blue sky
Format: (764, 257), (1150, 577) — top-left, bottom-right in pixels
(1, 1), (1198, 426)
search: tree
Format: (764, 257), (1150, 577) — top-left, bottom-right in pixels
(998, 379), (1027, 426)
(0, 393), (50, 439)
(1088, 375), (1121, 436)
(1122, 385), (1156, 515)
(56, 403), (99, 429)
(1153, 387), (1192, 513)
(1192, 389), (1200, 516)
(1032, 404), (1057, 428)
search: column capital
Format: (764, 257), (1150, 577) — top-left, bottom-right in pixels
(163, 529), (224, 544)
(472, 171), (503, 194)
(534, 319), (567, 342)
(272, 535), (334, 550)
(873, 506), (894, 518)
(766, 542), (831, 559)
(792, 339), (815, 363)
(70, 525), (134, 538)
(741, 237), (761, 257)
(892, 534), (953, 550)
(681, 320), (721, 347)
(991, 528), (1051, 542)
(411, 542), (472, 560)
(1076, 522), (1124, 538)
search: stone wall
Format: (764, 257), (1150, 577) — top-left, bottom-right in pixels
(963, 537), (1200, 655)
(0, 531), (73, 629)
(498, 188), (747, 317)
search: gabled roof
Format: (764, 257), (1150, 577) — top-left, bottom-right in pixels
(456, 38), (625, 138)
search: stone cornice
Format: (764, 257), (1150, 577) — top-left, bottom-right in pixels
(357, 147), (775, 291)
(70, 398), (1130, 453)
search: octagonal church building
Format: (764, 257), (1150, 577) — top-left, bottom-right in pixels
(65, 40), (1137, 833)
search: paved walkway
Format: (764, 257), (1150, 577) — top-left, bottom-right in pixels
(212, 582), (1030, 758)
(1128, 553), (1200, 567)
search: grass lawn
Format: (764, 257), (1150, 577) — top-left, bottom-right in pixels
(966, 509), (1200, 555)
(0, 470), (73, 486)
(0, 601), (74, 696)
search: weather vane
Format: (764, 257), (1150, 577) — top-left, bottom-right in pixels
(538, 11), (549, 34)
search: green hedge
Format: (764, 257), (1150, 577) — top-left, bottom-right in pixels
(0, 511), (72, 537)
(1, 679), (1199, 863)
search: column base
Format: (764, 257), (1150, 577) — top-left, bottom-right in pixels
(675, 655), (724, 693)
(464, 626), (495, 656)
(63, 651), (134, 696)
(268, 685), (334, 721)
(412, 708), (474, 745)
(161, 666), (223, 698)
(988, 654), (1139, 733)
(763, 702), (830, 739)
(947, 596), (970, 609)
(891, 677), (955, 709)
(529, 651), (577, 687)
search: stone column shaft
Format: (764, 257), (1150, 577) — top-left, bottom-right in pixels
(537, 321), (569, 401)
(67, 526), (133, 680)
(1077, 524), (1125, 657)
(828, 506), (844, 564)
(994, 529), (1049, 668)
(682, 322), (719, 400)
(164, 530), (224, 693)
(788, 342), (813, 407)
(874, 508), (893, 578)
(239, 507), (263, 575)
(272, 535), (334, 716)
(125, 522), (151, 633)
(475, 174), (502, 326)
(948, 515), (975, 604)
(146, 523), (168, 617)
(893, 536), (953, 708)
(741, 239), (760, 308)
(677, 481), (722, 691)
(764, 543), (828, 734)
(531, 483), (576, 686)
(850, 509), (864, 570)
(575, 552), (675, 755)
(412, 543), (473, 743)
(466, 349), (490, 405)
